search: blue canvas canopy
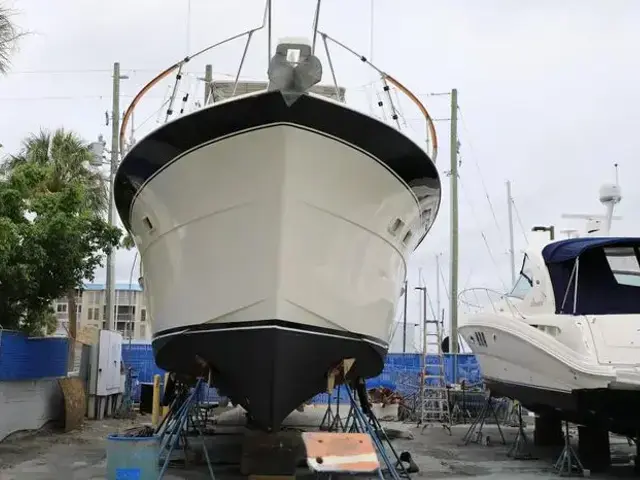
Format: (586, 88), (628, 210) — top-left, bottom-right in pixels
(542, 237), (640, 264)
(541, 237), (640, 315)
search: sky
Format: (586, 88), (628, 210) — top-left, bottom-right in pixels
(1, 0), (639, 345)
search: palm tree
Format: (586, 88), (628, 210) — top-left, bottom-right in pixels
(0, 5), (23, 74)
(6, 128), (108, 345)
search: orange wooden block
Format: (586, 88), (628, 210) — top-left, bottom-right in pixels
(301, 431), (380, 474)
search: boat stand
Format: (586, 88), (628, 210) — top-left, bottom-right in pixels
(319, 384), (355, 432)
(340, 380), (413, 479)
(156, 378), (216, 480)
(462, 395), (506, 446)
(553, 421), (584, 477)
(319, 360), (414, 479)
(507, 404), (536, 460)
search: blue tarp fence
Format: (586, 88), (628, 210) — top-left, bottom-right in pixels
(121, 344), (482, 404)
(0, 331), (69, 381)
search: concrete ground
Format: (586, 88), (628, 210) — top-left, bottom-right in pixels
(0, 405), (637, 479)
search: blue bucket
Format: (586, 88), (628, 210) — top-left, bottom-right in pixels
(106, 434), (160, 480)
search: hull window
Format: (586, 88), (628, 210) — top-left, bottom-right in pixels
(388, 218), (405, 236)
(142, 216), (154, 231)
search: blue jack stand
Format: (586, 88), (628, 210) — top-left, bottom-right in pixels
(156, 378), (215, 479)
(342, 380), (413, 480)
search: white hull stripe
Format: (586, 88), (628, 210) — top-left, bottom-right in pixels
(307, 453), (380, 471)
(153, 323), (389, 350)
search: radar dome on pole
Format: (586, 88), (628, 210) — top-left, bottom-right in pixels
(599, 183), (622, 205)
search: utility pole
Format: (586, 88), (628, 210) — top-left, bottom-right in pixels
(435, 254), (441, 321)
(105, 62), (121, 331)
(402, 280), (408, 353)
(449, 88), (459, 355)
(204, 64), (213, 105)
(506, 180), (516, 285)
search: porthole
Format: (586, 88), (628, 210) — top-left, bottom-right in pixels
(142, 216), (154, 231)
(388, 218), (405, 236)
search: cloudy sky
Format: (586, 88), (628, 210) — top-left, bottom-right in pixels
(2, 0), (639, 346)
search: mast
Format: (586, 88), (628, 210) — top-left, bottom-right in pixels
(435, 253), (441, 322)
(402, 280), (408, 353)
(506, 180), (516, 285)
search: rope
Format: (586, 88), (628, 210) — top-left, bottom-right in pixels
(511, 196), (529, 244)
(459, 175), (509, 292)
(457, 106), (508, 253)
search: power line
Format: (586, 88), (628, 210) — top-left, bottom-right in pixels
(457, 105), (508, 253)
(6, 68), (236, 77)
(511, 196), (529, 244)
(458, 173), (509, 292)
(0, 94), (169, 102)
(9, 69), (113, 74)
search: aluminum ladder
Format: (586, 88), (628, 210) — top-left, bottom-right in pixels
(417, 318), (451, 434)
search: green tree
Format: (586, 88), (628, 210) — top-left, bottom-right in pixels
(0, 162), (120, 335)
(0, 5), (23, 74)
(4, 129), (115, 341)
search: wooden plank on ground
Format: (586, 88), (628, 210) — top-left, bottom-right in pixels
(58, 377), (86, 433)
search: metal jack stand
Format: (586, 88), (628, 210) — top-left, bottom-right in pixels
(157, 378), (215, 480)
(344, 380), (412, 480)
(462, 395), (506, 446)
(507, 404), (536, 460)
(319, 394), (339, 430)
(553, 421), (584, 477)
(319, 384), (353, 432)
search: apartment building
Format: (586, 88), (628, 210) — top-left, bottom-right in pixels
(53, 283), (150, 341)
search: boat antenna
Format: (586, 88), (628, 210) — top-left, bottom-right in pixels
(311, 0), (322, 54)
(561, 173), (623, 237)
(599, 165), (622, 235)
(369, 0), (375, 65)
(267, 0), (272, 63)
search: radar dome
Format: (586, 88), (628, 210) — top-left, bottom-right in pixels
(599, 183), (622, 204)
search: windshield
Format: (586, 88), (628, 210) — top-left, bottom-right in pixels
(509, 255), (534, 299)
(604, 246), (640, 287)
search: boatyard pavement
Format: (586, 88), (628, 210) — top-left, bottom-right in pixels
(0, 407), (637, 479)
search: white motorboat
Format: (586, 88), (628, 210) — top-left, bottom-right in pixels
(460, 183), (640, 436)
(114, 2), (441, 431)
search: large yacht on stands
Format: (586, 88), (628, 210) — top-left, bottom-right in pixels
(114, 3), (441, 431)
(459, 183), (640, 436)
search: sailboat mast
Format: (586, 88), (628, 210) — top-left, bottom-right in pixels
(402, 280), (408, 353)
(506, 180), (516, 285)
(435, 253), (441, 322)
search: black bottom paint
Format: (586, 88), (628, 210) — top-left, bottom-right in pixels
(485, 378), (640, 437)
(152, 320), (386, 432)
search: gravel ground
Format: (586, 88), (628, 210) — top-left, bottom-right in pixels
(0, 407), (637, 479)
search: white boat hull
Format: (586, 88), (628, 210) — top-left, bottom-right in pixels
(460, 313), (640, 435)
(114, 90), (441, 430)
(135, 123), (423, 345)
